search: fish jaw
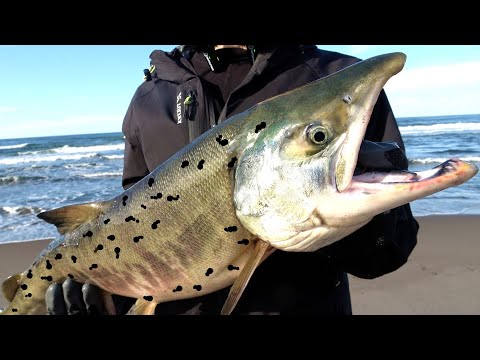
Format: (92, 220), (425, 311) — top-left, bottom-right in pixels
(333, 52), (406, 192)
(338, 158), (479, 219)
(277, 159), (478, 252)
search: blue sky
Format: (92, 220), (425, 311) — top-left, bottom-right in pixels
(1, 45), (479, 139)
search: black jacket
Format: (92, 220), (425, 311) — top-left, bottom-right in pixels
(119, 45), (419, 315)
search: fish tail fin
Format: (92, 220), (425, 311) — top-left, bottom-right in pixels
(1, 261), (66, 315)
(0, 271), (50, 315)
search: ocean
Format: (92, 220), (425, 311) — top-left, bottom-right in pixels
(1, 114), (479, 243)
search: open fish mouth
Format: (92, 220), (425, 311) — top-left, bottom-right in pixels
(348, 159), (478, 192)
(276, 158), (479, 253)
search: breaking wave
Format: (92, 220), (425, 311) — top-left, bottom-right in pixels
(399, 122), (480, 135)
(0, 143), (28, 150)
(0, 175), (47, 185)
(80, 172), (122, 178)
(0, 206), (44, 216)
(51, 144), (124, 154)
(410, 156), (480, 165)
(0, 153), (99, 165)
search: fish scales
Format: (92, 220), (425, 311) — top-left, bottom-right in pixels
(3, 114), (259, 314)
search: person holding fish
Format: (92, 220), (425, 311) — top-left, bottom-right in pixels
(42, 45), (420, 315)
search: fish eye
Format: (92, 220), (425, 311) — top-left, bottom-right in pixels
(305, 124), (330, 146)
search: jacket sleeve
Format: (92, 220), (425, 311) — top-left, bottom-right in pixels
(121, 96), (150, 190)
(318, 90), (420, 279)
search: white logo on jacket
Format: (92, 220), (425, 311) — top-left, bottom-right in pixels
(176, 92), (182, 124)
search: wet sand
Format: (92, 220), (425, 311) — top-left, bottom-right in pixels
(348, 215), (480, 314)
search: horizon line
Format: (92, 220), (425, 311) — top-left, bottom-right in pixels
(1, 112), (479, 141)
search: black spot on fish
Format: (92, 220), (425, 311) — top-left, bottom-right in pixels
(68, 274), (74, 279)
(167, 195), (180, 201)
(227, 157), (237, 168)
(12, 308), (17, 312)
(71, 256), (77, 264)
(216, 135), (228, 146)
(173, 285), (182, 292)
(197, 159), (205, 170)
(181, 160), (189, 168)
(41, 276), (53, 281)
(27, 270), (33, 279)
(122, 195), (128, 206)
(224, 226), (238, 232)
(55, 253), (62, 260)
(151, 220), (160, 230)
(148, 178), (155, 187)
(107, 235), (115, 241)
(94, 244), (103, 253)
(125, 216), (136, 222)
(21, 284), (28, 290)
(83, 231), (93, 238)
(104, 219), (110, 224)
(143, 295), (153, 301)
(238, 239), (250, 245)
(46, 260), (52, 270)
(141, 204), (147, 209)
(114, 247), (121, 259)
(89, 264), (98, 270)
(193, 285), (202, 291)
(228, 265), (240, 271)
(205, 268), (213, 276)
(150, 192), (163, 200)
(25, 293), (32, 298)
(136, 220), (139, 223)
(255, 121), (267, 133)
(133, 236), (144, 243)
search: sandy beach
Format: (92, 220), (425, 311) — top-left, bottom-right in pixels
(1, 215), (479, 314)
(349, 215), (480, 314)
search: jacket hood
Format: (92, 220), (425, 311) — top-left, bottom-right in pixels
(148, 45), (314, 84)
(148, 47), (197, 84)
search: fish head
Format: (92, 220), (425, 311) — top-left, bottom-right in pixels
(233, 52), (478, 252)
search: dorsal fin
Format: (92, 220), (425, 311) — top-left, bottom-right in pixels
(37, 201), (106, 235)
(2, 273), (21, 303)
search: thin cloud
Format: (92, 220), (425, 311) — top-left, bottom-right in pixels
(0, 106), (17, 113)
(384, 61), (480, 117)
(386, 61), (480, 91)
(349, 45), (376, 55)
(1, 114), (123, 139)
(61, 114), (121, 124)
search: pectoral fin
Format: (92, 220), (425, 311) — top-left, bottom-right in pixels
(221, 240), (272, 315)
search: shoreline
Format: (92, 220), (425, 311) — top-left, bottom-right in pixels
(1, 214), (479, 314)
